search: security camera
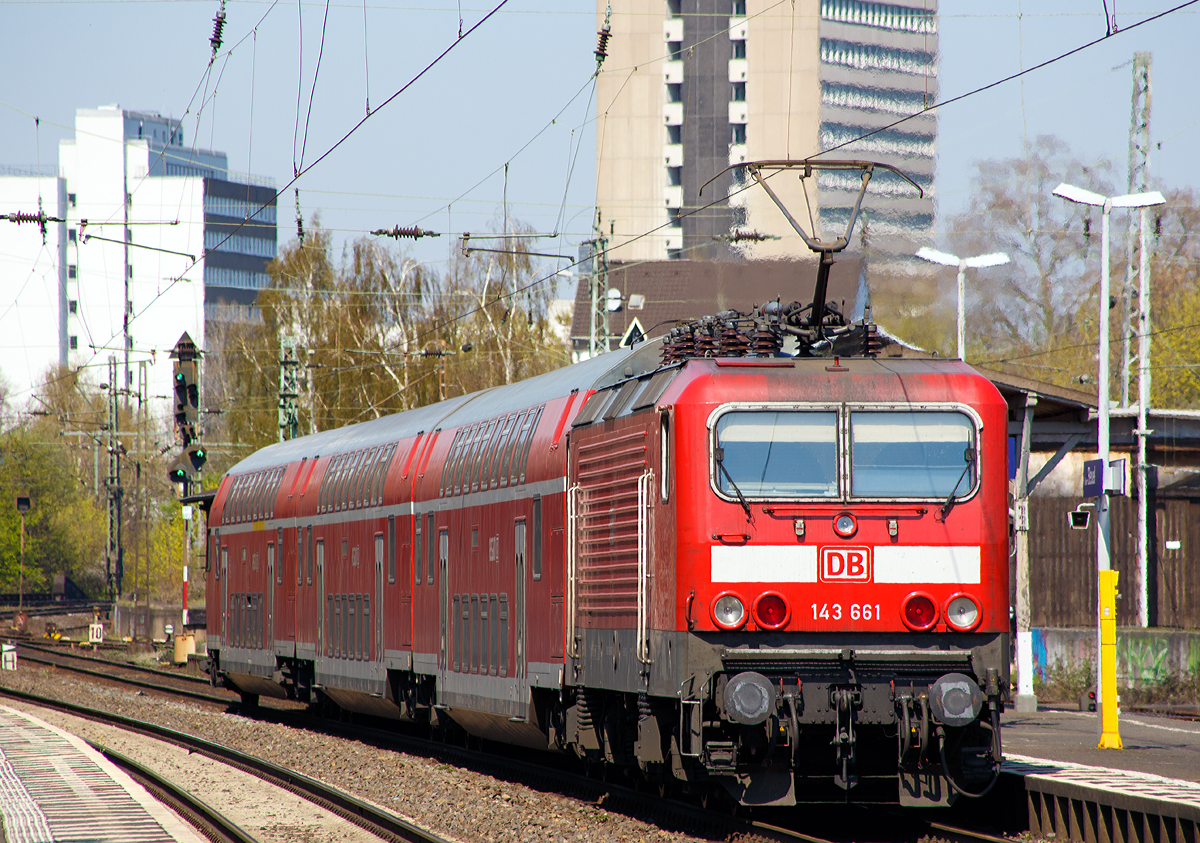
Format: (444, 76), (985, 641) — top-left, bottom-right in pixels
(1068, 502), (1094, 530)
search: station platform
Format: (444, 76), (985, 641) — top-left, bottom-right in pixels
(1003, 707), (1200, 782)
(999, 708), (1200, 843)
(0, 704), (205, 843)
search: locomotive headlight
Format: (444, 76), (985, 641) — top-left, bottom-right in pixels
(723, 671), (777, 725)
(712, 594), (747, 630)
(929, 672), (984, 727)
(833, 513), (857, 538)
(945, 594), (981, 631)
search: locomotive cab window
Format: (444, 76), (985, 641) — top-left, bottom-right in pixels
(714, 411), (838, 498)
(850, 411), (977, 498)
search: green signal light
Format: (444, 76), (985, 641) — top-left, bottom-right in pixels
(195, 449), (205, 459)
(175, 372), (185, 382)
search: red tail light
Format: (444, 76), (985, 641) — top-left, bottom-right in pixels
(902, 593), (938, 631)
(754, 593), (790, 629)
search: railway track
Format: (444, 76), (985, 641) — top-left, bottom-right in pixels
(0, 685), (453, 843)
(3, 654), (1019, 843)
(94, 743), (259, 843)
(14, 641), (235, 706)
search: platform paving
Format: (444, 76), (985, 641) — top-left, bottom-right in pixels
(0, 704), (205, 843)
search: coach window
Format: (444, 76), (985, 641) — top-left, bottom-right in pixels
(343, 452), (360, 509)
(449, 428), (470, 496)
(440, 430), (463, 497)
(498, 594), (509, 675)
(481, 417), (505, 490)
(415, 520), (423, 584)
(427, 514), (437, 585)
(307, 527), (315, 586)
(498, 411), (526, 487)
(480, 595), (489, 674)
(297, 529), (304, 586)
(347, 451), (365, 509)
(361, 448), (379, 506)
(332, 454), (348, 511)
(517, 406), (544, 485)
(373, 445), (392, 505)
(270, 539), (278, 585)
(850, 411), (976, 498)
(660, 413), (671, 503)
(452, 595), (462, 671)
(465, 422), (487, 493)
(490, 415), (516, 487)
(489, 594), (499, 674)
(318, 457), (333, 513)
(473, 419), (498, 493)
(457, 425), (477, 495)
(358, 448), (378, 507)
(714, 411), (838, 499)
(447, 425), (468, 496)
(327, 595), (335, 656)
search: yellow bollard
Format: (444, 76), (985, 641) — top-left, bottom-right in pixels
(1098, 569), (1122, 749)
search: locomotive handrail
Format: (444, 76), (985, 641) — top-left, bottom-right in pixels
(566, 483), (580, 660)
(637, 470), (653, 665)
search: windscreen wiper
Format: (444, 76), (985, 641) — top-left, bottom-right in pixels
(936, 447), (977, 522)
(714, 447), (753, 522)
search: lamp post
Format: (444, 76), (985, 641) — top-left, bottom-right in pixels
(15, 496), (30, 611)
(915, 248), (1010, 360)
(1053, 183), (1165, 750)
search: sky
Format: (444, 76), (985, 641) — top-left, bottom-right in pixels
(1, 0), (1197, 283)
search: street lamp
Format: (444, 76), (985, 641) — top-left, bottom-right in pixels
(915, 247), (1010, 360)
(1053, 183), (1165, 750)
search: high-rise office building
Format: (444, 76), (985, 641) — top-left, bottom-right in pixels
(595, 0), (937, 263)
(0, 105), (276, 408)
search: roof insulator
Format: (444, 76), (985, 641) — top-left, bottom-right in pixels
(595, 5), (612, 67)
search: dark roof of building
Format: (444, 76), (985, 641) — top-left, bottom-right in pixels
(569, 257), (865, 345)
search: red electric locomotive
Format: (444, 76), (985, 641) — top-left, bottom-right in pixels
(202, 315), (1009, 809)
(204, 161), (1009, 807)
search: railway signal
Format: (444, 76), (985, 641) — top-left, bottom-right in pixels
(168, 333), (204, 491)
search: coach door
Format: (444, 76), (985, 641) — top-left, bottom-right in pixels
(268, 530), (279, 652)
(316, 539), (325, 659)
(438, 528), (449, 670)
(375, 532), (384, 662)
(221, 543), (229, 648)
(514, 519), (526, 680)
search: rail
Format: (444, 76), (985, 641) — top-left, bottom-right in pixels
(0, 685), (451, 843)
(94, 744), (259, 843)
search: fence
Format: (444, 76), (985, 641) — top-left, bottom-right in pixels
(1030, 496), (1200, 628)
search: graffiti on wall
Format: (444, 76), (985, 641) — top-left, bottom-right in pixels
(1032, 628), (1200, 689)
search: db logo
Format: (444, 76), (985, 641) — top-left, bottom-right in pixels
(819, 547), (872, 582)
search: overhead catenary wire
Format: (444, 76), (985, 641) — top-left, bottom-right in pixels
(74, 0), (511, 379)
(298, 0), (333, 173)
(18, 0), (1200, 409)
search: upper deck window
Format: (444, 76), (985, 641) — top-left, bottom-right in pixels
(850, 411), (975, 498)
(714, 411), (838, 498)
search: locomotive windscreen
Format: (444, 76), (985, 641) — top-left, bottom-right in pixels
(850, 411), (975, 497)
(714, 411), (838, 498)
